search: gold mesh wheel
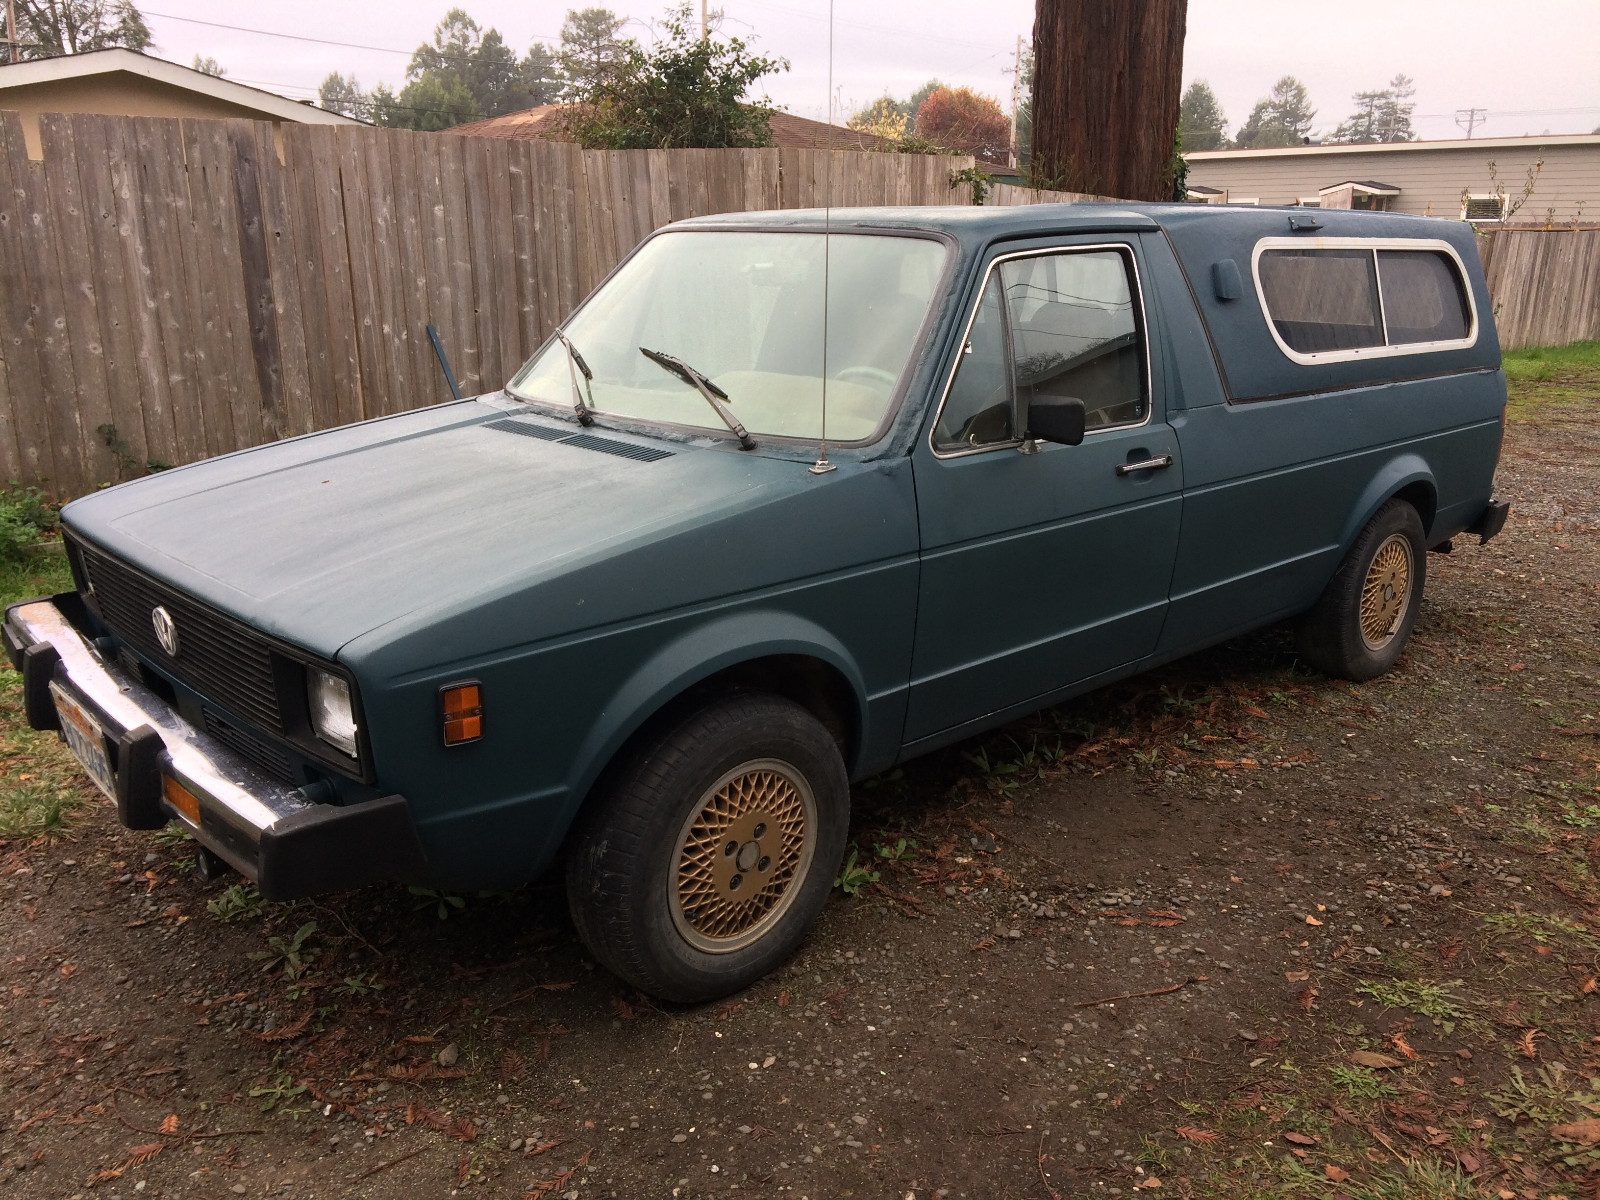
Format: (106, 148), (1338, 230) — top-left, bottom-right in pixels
(1360, 533), (1413, 650)
(670, 759), (817, 954)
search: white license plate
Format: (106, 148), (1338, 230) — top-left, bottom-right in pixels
(51, 684), (117, 801)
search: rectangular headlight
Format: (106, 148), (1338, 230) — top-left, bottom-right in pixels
(307, 667), (359, 758)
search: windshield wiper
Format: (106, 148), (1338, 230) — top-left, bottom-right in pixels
(639, 347), (755, 450)
(554, 329), (595, 426)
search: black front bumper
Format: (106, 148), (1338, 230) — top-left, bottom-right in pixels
(4, 597), (425, 900)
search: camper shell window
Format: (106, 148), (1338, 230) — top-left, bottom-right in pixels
(1252, 238), (1478, 366)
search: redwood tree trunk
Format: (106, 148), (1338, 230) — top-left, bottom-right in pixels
(1031, 0), (1188, 201)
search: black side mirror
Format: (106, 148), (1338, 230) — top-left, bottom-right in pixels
(1026, 397), (1086, 447)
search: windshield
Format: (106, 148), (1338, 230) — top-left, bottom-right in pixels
(507, 230), (948, 443)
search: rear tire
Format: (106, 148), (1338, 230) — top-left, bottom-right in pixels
(566, 693), (849, 1003)
(1297, 499), (1426, 682)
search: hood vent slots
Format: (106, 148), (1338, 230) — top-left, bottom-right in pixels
(484, 417), (674, 463)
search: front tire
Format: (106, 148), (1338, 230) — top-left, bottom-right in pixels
(1297, 498), (1427, 681)
(566, 694), (850, 1003)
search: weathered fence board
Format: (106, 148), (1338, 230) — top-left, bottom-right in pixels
(1479, 228), (1600, 350)
(0, 113), (1003, 495)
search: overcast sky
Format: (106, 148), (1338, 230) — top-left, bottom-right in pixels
(139, 0), (1600, 141)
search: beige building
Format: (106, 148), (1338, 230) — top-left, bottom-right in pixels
(1186, 134), (1599, 224)
(0, 48), (359, 158)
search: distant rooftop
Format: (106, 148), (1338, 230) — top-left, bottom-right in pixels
(447, 104), (894, 152)
(1188, 132), (1600, 160)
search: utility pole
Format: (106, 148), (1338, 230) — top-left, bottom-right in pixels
(1455, 107), (1486, 138)
(1008, 34), (1022, 168)
(700, 0), (707, 41)
(5, 0), (21, 66)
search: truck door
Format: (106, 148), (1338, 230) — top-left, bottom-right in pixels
(904, 240), (1184, 748)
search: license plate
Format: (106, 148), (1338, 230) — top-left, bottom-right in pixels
(51, 684), (117, 801)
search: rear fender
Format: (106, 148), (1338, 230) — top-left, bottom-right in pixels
(1339, 455), (1437, 556)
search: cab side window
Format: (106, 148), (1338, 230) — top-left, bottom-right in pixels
(1000, 250), (1146, 430)
(932, 276), (1012, 451)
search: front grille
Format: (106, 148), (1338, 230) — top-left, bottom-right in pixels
(73, 539), (284, 735)
(203, 709), (295, 782)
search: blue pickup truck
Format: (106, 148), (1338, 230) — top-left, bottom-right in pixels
(6, 202), (1509, 1000)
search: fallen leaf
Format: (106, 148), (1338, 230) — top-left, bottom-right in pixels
(16, 1108), (55, 1133)
(1305, 915), (1323, 926)
(1584, 977), (1598, 996)
(1244, 705), (1270, 720)
(1147, 919), (1181, 928)
(1457, 1149), (1479, 1172)
(1175, 1125), (1219, 1145)
(1438, 938), (1464, 960)
(458, 1152), (472, 1186)
(1324, 1164), (1350, 1183)
(610, 996), (637, 1021)
(1116, 918), (1143, 927)
(777, 990), (789, 1008)
(1284, 970), (1310, 983)
(1517, 1027), (1542, 1059)
(1550, 1119), (1600, 1145)
(1298, 987), (1319, 1012)
(970, 936), (996, 952)
(126, 1143), (163, 1166)
(254, 1011), (310, 1043)
(1283, 1131), (1318, 1146)
(1348, 1050), (1403, 1069)
(1146, 910), (1183, 921)
(159, 1114), (178, 1134)
(60, 962), (76, 979)
(1387, 1033), (1418, 1061)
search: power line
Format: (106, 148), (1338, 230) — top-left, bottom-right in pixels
(142, 10), (561, 57)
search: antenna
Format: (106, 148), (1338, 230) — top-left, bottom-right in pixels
(809, 0), (838, 476)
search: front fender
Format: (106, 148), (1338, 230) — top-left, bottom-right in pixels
(561, 609), (870, 819)
(1339, 454), (1436, 554)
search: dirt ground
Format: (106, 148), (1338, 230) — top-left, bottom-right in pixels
(3, 360), (1599, 1200)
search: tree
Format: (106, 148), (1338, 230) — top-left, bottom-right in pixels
(190, 54), (224, 77)
(1030, 0), (1188, 200)
(1178, 80), (1228, 151)
(566, 3), (786, 150)
(915, 87), (1010, 163)
(558, 7), (632, 96)
(901, 78), (945, 125)
(1014, 48), (1034, 168)
(848, 96), (907, 143)
(521, 42), (561, 107)
(1329, 74), (1417, 144)
(318, 72), (368, 118)
(1233, 75), (1316, 149)
(15, 0), (151, 59)
(383, 72), (482, 131)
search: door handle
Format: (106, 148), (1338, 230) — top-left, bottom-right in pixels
(1115, 454), (1173, 476)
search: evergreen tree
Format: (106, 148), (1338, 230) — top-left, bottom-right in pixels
(1330, 74), (1417, 144)
(318, 73), (368, 118)
(557, 8), (633, 97)
(1233, 76), (1316, 149)
(190, 55), (224, 77)
(1178, 80), (1228, 151)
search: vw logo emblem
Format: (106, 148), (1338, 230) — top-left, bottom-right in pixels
(151, 606), (179, 657)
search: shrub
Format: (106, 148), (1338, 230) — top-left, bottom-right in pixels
(0, 485), (58, 565)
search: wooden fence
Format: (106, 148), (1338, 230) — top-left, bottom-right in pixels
(0, 112), (981, 496)
(1478, 227), (1600, 350)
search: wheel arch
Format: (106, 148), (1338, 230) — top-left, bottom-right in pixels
(559, 611), (868, 832)
(1340, 455), (1438, 555)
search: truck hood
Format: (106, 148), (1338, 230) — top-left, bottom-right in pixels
(62, 399), (874, 658)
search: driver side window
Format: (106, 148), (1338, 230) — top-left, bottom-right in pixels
(932, 276), (1012, 451)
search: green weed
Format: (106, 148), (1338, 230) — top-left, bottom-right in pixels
(874, 837), (917, 863)
(833, 846), (879, 897)
(1328, 1065), (1399, 1100)
(1344, 1158), (1490, 1200)
(334, 973), (384, 997)
(1355, 978), (1468, 1029)
(249, 1070), (310, 1115)
(1482, 909), (1599, 947)
(408, 885), (467, 919)
(207, 882), (265, 923)
(253, 920), (318, 980)
(1484, 1064), (1599, 1125)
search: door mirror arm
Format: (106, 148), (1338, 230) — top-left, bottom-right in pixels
(1024, 397), (1086, 449)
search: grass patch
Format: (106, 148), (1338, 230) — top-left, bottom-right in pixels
(1501, 340), (1600, 382)
(1482, 910), (1600, 948)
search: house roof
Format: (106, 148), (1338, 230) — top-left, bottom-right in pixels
(1188, 132), (1600, 161)
(1319, 180), (1403, 195)
(447, 104), (895, 151)
(0, 48), (361, 125)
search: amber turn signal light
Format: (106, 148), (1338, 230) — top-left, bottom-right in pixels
(441, 682), (483, 746)
(163, 774), (201, 825)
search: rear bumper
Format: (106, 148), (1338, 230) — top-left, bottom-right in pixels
(3, 597), (424, 899)
(1466, 498), (1511, 545)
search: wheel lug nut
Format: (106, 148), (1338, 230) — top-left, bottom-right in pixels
(729, 874), (742, 890)
(758, 856), (771, 871)
(724, 841), (737, 857)
(753, 823), (767, 838)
